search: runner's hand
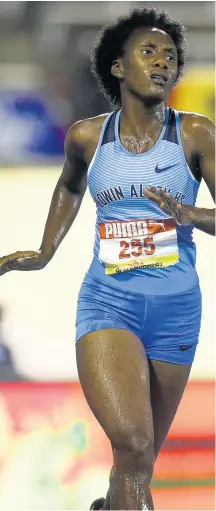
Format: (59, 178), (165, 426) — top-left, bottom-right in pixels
(0, 250), (49, 276)
(144, 186), (195, 226)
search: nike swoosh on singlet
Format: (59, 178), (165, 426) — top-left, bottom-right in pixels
(155, 164), (177, 173)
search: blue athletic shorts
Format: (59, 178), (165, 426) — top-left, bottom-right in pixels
(75, 264), (202, 365)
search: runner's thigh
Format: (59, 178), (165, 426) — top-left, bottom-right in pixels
(76, 328), (154, 447)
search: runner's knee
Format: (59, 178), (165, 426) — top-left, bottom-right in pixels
(111, 432), (155, 485)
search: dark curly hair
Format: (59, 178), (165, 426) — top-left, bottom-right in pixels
(90, 7), (187, 108)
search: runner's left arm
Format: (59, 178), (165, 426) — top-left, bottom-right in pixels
(188, 115), (215, 236)
(144, 116), (215, 236)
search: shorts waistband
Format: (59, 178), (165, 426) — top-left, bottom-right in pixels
(88, 257), (199, 296)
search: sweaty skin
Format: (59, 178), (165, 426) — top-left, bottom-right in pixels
(64, 109), (216, 235)
(0, 28), (214, 275)
(0, 23), (214, 511)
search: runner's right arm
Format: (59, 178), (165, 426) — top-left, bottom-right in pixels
(0, 121), (89, 275)
(39, 122), (88, 261)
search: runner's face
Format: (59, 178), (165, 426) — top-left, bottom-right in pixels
(112, 27), (178, 102)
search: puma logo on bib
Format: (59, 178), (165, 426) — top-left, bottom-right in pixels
(99, 218), (179, 274)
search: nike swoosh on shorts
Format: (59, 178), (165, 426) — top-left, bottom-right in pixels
(179, 344), (196, 352)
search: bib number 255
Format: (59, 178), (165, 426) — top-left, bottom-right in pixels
(119, 237), (155, 259)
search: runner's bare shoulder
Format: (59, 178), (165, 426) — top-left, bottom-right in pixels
(65, 113), (110, 164)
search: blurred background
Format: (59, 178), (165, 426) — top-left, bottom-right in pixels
(0, 1), (215, 510)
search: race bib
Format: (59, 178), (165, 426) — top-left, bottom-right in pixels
(99, 218), (179, 275)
